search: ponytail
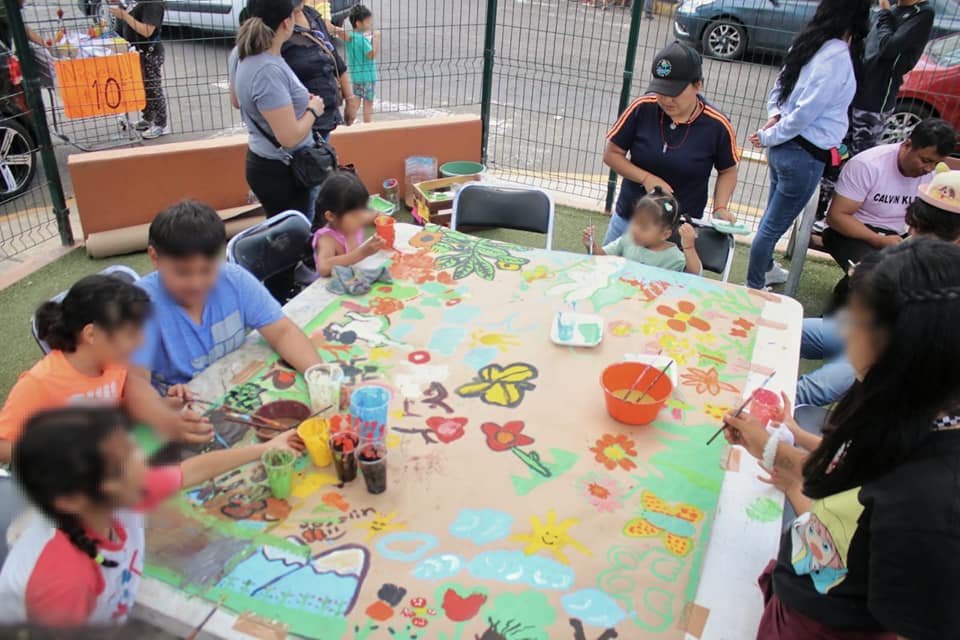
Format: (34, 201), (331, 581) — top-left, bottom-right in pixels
(13, 408), (131, 569)
(236, 17), (275, 59)
(34, 274), (150, 353)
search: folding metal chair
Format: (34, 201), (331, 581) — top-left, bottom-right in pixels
(451, 183), (556, 250)
(693, 222), (736, 282)
(30, 264), (141, 355)
(226, 210), (316, 303)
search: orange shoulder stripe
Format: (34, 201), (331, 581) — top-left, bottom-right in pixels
(703, 106), (741, 163)
(607, 96), (657, 141)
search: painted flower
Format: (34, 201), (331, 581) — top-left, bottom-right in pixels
(496, 259), (522, 271)
(590, 434), (638, 471)
(365, 600), (395, 621)
(576, 473), (624, 513)
(730, 317), (755, 339)
(389, 250), (454, 285)
(656, 301), (711, 333)
(369, 346), (395, 361)
(704, 403), (731, 420)
(401, 597), (438, 628)
(426, 416), (468, 444)
(369, 297), (404, 315)
(410, 229), (442, 249)
(481, 421), (534, 452)
(609, 320), (634, 337)
(522, 265), (554, 283)
(441, 588), (487, 622)
(641, 316), (669, 336)
(455, 362), (538, 408)
(681, 367), (740, 396)
(408, 350), (431, 365)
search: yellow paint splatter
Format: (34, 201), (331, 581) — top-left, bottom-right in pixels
(291, 471), (337, 499)
(357, 511), (407, 542)
(510, 509), (590, 565)
(469, 330), (520, 352)
(369, 347), (395, 361)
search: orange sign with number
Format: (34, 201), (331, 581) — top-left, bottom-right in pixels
(54, 52), (146, 119)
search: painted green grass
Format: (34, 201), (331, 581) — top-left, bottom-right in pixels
(0, 206), (840, 397)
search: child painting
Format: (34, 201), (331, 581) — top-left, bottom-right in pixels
(311, 172), (384, 276)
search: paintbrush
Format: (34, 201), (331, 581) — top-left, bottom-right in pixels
(294, 405), (334, 429)
(625, 350), (663, 396)
(588, 224), (595, 256)
(706, 371), (776, 445)
(629, 359), (674, 404)
(220, 411), (288, 433)
(186, 594), (226, 640)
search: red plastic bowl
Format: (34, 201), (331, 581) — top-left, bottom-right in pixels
(600, 362), (674, 426)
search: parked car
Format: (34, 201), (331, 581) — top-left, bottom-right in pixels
(882, 32), (960, 144)
(0, 42), (37, 201)
(675, 0), (960, 61)
(81, 0), (359, 35)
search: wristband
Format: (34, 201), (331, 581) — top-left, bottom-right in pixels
(761, 432), (779, 470)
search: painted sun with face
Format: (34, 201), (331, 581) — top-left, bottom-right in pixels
(356, 511), (407, 541)
(511, 509), (590, 565)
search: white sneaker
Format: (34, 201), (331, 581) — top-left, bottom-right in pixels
(141, 124), (170, 139)
(765, 262), (789, 286)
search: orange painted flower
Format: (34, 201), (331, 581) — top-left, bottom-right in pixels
(680, 367), (739, 396)
(590, 433), (638, 471)
(389, 251), (440, 284)
(369, 297), (404, 315)
(730, 317), (755, 339)
(410, 229), (442, 249)
(656, 301), (711, 333)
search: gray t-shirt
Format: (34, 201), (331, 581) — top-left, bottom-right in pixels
(229, 48), (313, 163)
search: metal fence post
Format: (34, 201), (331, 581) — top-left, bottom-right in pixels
(604, 0), (645, 213)
(480, 0), (498, 165)
(4, 0), (73, 246)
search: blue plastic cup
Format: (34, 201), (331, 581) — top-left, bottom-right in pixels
(350, 385), (391, 443)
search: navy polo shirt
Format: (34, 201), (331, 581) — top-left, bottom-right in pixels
(608, 95), (739, 220)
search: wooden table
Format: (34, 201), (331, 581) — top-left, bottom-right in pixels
(135, 223), (802, 640)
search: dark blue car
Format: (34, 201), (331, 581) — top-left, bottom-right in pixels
(674, 0), (960, 61)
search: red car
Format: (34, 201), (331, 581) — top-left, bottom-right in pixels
(883, 33), (960, 144)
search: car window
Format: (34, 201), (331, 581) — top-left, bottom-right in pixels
(926, 34), (960, 67)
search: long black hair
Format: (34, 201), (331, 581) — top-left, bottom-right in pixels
(35, 274), (150, 353)
(313, 172), (369, 233)
(13, 407), (130, 568)
(775, 0), (871, 107)
(631, 186), (682, 230)
(803, 239), (960, 498)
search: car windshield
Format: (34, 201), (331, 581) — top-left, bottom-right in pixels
(926, 34), (960, 67)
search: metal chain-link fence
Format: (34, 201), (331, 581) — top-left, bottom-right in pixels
(2, 0), (959, 258)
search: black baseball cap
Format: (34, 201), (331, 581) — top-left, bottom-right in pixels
(648, 41), (703, 97)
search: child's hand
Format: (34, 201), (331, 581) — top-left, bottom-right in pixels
(679, 222), (696, 246)
(722, 410), (769, 460)
(373, 30), (381, 39)
(167, 409), (214, 445)
(263, 428), (306, 454)
(360, 235), (386, 257)
(166, 384), (194, 406)
(757, 460), (801, 495)
(581, 226), (593, 249)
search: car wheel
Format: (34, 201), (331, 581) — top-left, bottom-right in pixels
(0, 119), (36, 201)
(881, 101), (933, 145)
(702, 19), (747, 60)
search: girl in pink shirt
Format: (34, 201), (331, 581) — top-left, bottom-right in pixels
(312, 172), (384, 276)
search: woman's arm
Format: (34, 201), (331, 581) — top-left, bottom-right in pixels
(340, 70), (359, 125)
(712, 165), (738, 222)
(111, 7), (157, 39)
(260, 97), (322, 148)
(603, 141), (672, 194)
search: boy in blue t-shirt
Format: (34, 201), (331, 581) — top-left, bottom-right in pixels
(346, 5), (380, 124)
(132, 201), (322, 391)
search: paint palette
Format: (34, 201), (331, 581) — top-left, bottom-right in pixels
(711, 219), (751, 236)
(550, 312), (604, 348)
(368, 195), (395, 215)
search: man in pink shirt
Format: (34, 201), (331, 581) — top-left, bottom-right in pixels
(823, 118), (955, 269)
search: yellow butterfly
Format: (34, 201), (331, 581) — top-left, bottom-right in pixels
(455, 363), (538, 408)
(623, 490), (703, 557)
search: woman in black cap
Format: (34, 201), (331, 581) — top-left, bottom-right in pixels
(229, 0), (324, 217)
(602, 40), (739, 244)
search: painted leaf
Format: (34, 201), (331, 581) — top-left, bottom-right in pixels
(474, 257), (496, 281)
(495, 255), (528, 266)
(476, 243), (509, 259)
(434, 254), (466, 270)
(452, 261), (475, 280)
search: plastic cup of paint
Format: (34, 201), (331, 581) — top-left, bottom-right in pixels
(358, 443), (388, 494)
(261, 449), (296, 500)
(375, 215), (396, 249)
(329, 431), (359, 482)
(750, 388), (785, 427)
(297, 417), (332, 467)
(304, 364), (343, 417)
(350, 385), (391, 443)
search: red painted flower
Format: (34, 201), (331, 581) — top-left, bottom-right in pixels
(656, 300), (711, 333)
(369, 297), (404, 315)
(441, 588), (487, 622)
(426, 417), (468, 443)
(401, 597), (438, 628)
(481, 421), (535, 452)
(408, 350), (431, 365)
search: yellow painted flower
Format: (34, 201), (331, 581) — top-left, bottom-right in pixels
(641, 316), (669, 336)
(369, 346), (395, 361)
(703, 404), (731, 420)
(522, 264), (554, 283)
(455, 362), (538, 408)
(496, 259), (522, 271)
(609, 320), (634, 337)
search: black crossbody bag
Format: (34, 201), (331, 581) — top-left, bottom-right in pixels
(246, 111), (338, 188)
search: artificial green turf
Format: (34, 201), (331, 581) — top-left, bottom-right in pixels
(0, 205), (842, 397)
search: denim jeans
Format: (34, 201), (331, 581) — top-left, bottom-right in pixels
(603, 212), (629, 245)
(746, 141), (826, 289)
(796, 317), (856, 407)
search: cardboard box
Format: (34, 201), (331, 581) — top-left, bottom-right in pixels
(411, 174), (481, 226)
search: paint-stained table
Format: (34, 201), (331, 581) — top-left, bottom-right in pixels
(134, 223), (802, 640)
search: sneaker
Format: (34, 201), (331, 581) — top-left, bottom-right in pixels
(134, 119), (151, 132)
(141, 124), (170, 140)
(765, 262), (789, 286)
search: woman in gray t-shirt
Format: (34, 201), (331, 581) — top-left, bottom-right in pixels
(229, 0), (324, 218)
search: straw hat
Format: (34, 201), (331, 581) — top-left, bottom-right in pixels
(918, 162), (960, 214)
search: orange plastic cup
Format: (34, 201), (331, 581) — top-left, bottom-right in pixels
(375, 215), (396, 249)
(750, 388), (784, 426)
(600, 362), (674, 426)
